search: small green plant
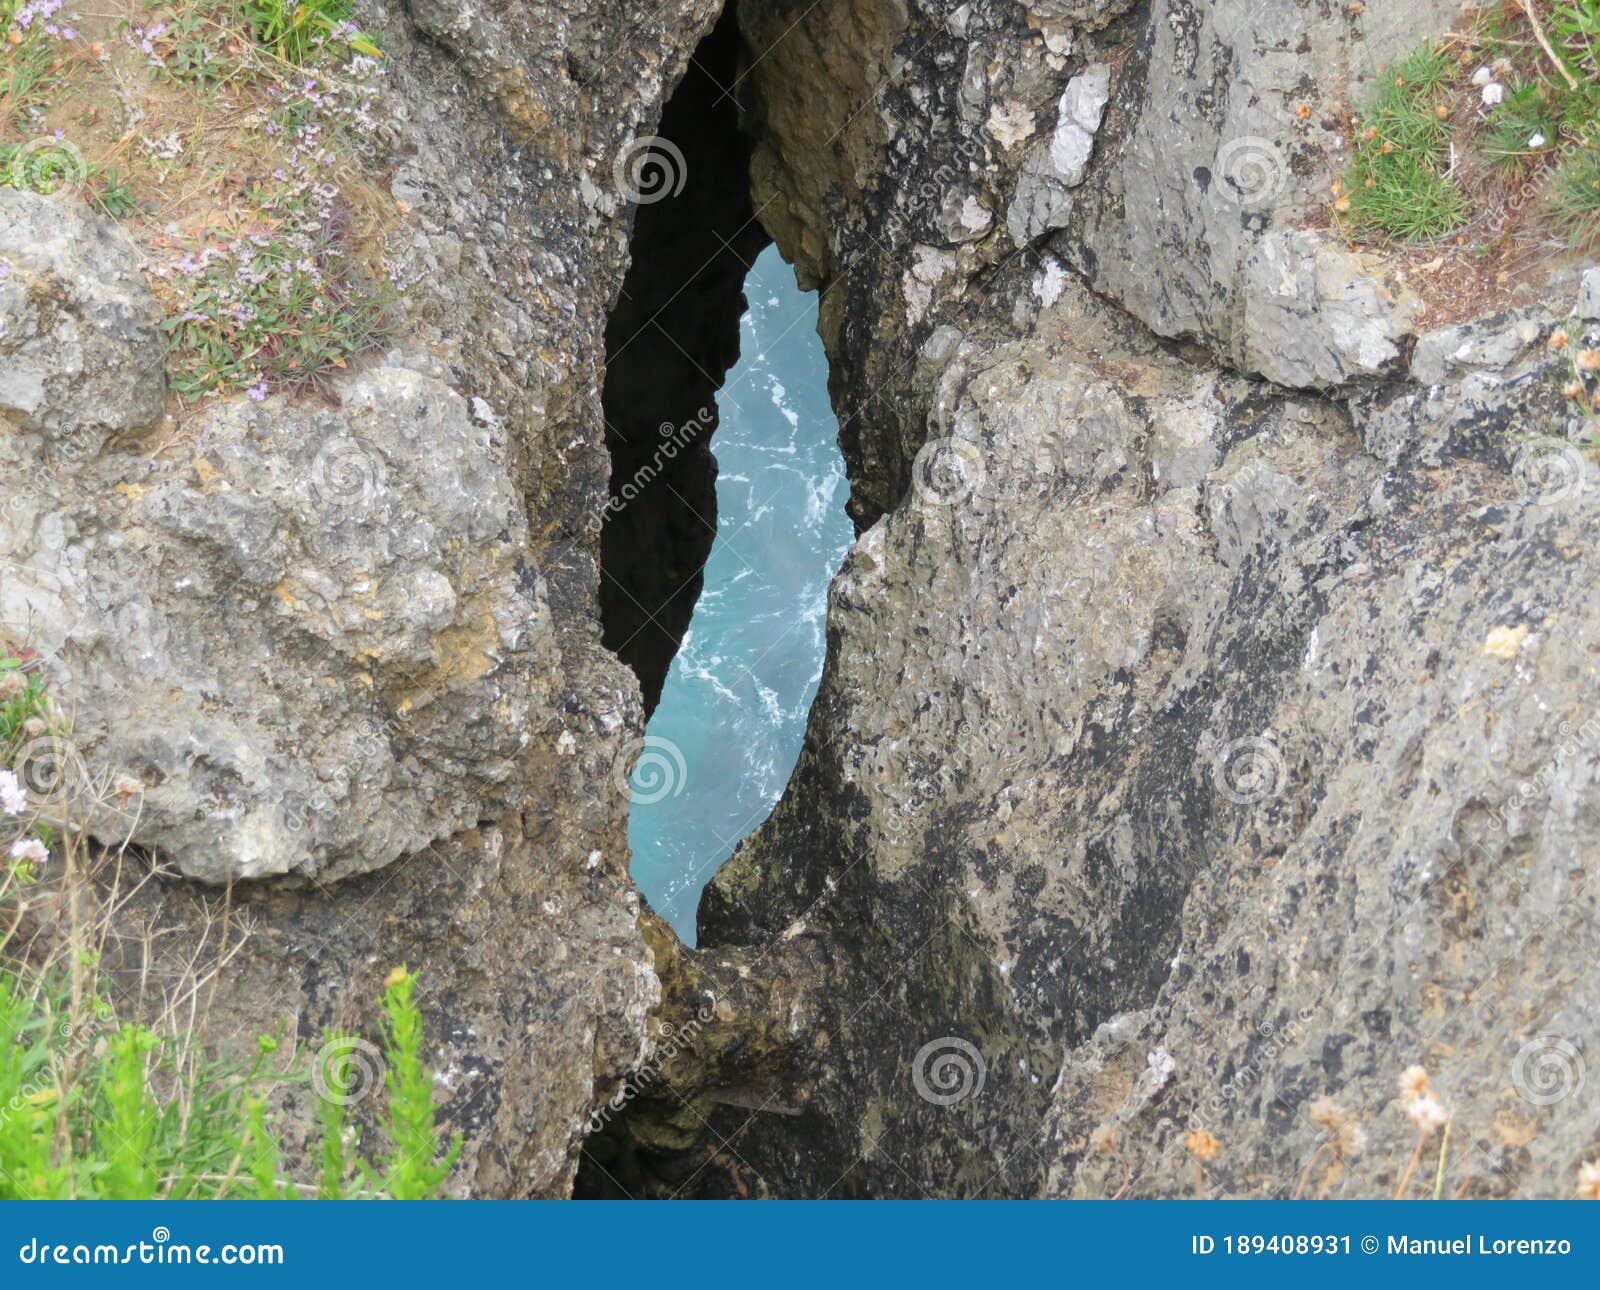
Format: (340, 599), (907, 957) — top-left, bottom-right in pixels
(1482, 84), (1559, 174)
(243, 0), (380, 64)
(375, 967), (461, 1200)
(146, 2), (241, 91)
(90, 166), (138, 218)
(1551, 145), (1600, 246)
(1342, 44), (1469, 242)
(0, 964), (459, 1198)
(0, 0), (74, 119)
(0, 659), (49, 763)
(159, 177), (394, 399)
(1476, 0), (1600, 248)
(2, 660), (454, 1199)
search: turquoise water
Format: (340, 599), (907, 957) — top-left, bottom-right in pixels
(627, 245), (853, 944)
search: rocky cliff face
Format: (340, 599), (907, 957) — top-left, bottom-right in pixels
(2, 0), (741, 1195)
(7, 0), (1599, 1201)
(663, 0), (1600, 1198)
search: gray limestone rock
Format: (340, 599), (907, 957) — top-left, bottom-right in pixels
(0, 192), (167, 461)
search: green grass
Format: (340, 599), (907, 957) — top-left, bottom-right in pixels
(160, 176), (394, 400)
(0, 964), (459, 1198)
(1551, 147), (1600, 246)
(1343, 45), (1469, 242)
(243, 0), (380, 63)
(0, 0), (66, 119)
(1482, 84), (1559, 174)
(1, 656), (456, 1199)
(1479, 0), (1600, 248)
(1341, 6), (1600, 251)
(0, 659), (49, 765)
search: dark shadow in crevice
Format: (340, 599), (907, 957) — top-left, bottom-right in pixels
(598, 4), (771, 715)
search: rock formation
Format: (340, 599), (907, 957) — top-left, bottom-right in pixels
(617, 0), (1600, 1199)
(6, 0), (1599, 1200)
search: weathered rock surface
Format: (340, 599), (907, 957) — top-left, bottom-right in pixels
(1, 0), (738, 1196)
(0, 193), (166, 461)
(6, 353), (555, 883)
(587, 0), (1600, 1202)
(10, 0), (1600, 1204)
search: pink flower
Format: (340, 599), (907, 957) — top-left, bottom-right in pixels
(0, 770), (25, 816)
(9, 838), (47, 866)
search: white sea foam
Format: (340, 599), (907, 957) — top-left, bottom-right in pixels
(628, 246), (854, 944)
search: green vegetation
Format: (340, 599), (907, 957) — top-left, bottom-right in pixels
(1341, 2), (1600, 250)
(1552, 148), (1600, 248)
(0, 965), (459, 1198)
(0, 656), (457, 1199)
(160, 177), (395, 400)
(244, 0), (380, 63)
(1, 0), (398, 402)
(0, 0), (68, 120)
(1342, 45), (1469, 242)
